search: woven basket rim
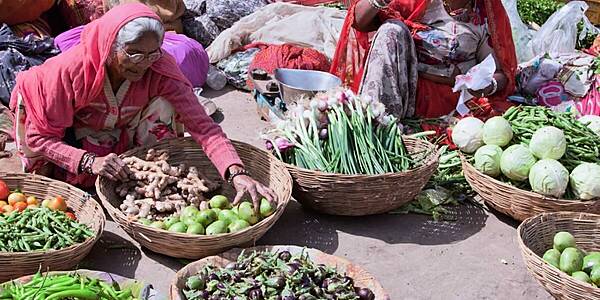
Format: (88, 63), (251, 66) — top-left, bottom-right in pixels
(517, 212), (600, 292)
(95, 138), (292, 242)
(0, 172), (105, 259)
(459, 154), (599, 205)
(170, 245), (391, 299)
(282, 136), (439, 178)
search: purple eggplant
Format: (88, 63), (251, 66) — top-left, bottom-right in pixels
(248, 288), (264, 300)
(225, 262), (238, 270)
(278, 251), (292, 262)
(282, 296), (297, 300)
(356, 287), (375, 300)
(343, 276), (354, 286)
(208, 273), (219, 281)
(265, 276), (286, 289)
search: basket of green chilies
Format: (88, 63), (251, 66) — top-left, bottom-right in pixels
(0, 269), (155, 300)
(263, 89), (439, 216)
(0, 173), (104, 282)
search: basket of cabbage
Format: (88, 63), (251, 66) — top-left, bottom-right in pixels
(452, 109), (600, 221)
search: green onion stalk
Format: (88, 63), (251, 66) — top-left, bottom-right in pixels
(263, 89), (419, 175)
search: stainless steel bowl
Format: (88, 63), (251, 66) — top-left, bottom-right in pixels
(274, 68), (342, 103)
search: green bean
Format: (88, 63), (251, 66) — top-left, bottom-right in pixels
(45, 289), (97, 300)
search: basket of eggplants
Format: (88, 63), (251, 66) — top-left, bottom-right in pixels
(170, 246), (390, 300)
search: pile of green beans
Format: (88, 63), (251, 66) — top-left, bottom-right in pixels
(0, 272), (135, 300)
(503, 106), (600, 170)
(0, 208), (93, 252)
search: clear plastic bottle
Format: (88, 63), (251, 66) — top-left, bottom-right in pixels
(206, 65), (227, 91)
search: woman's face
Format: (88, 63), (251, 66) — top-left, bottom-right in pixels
(111, 31), (162, 82)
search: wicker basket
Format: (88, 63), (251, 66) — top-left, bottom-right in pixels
(518, 212), (600, 299)
(461, 156), (600, 221)
(169, 245), (391, 300)
(0, 172), (105, 282)
(285, 136), (438, 216)
(96, 138), (292, 259)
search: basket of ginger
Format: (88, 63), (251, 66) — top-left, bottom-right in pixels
(96, 137), (292, 259)
(0, 173), (104, 282)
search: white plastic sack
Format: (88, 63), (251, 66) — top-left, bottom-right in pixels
(531, 1), (599, 56)
(452, 54), (496, 116)
(501, 0), (535, 63)
(206, 3), (346, 63)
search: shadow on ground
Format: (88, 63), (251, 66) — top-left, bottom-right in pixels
(260, 200), (489, 250)
(81, 231), (141, 278)
(259, 201), (340, 254)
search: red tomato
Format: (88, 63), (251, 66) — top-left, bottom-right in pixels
(64, 212), (76, 220)
(13, 202), (27, 212)
(0, 180), (9, 201)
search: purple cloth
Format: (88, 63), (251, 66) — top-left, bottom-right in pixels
(54, 26), (209, 87)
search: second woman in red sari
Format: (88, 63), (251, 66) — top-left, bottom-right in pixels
(331, 0), (517, 119)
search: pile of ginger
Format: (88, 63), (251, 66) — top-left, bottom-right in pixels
(116, 149), (219, 221)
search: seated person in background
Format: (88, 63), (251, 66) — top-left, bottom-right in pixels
(331, 0), (518, 119)
(9, 4), (276, 208)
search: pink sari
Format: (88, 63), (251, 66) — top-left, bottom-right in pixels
(10, 3), (242, 187)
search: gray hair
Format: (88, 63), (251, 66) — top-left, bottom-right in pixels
(113, 17), (164, 52)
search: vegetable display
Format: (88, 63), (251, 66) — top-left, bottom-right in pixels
(263, 89), (419, 175)
(0, 271), (137, 300)
(181, 249), (375, 300)
(0, 180), (69, 215)
(116, 149), (220, 221)
(503, 106), (600, 170)
(452, 106), (600, 200)
(139, 194), (275, 235)
(0, 207), (93, 252)
(541, 231), (600, 287)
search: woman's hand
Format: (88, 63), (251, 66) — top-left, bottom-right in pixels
(92, 153), (131, 182)
(468, 85), (494, 98)
(229, 166), (278, 214)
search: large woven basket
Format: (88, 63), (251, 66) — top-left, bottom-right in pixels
(96, 138), (292, 259)
(518, 212), (600, 299)
(170, 245), (391, 300)
(285, 136), (438, 216)
(0, 172), (105, 282)
(461, 156), (600, 221)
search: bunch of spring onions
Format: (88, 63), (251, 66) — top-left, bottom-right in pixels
(263, 89), (418, 175)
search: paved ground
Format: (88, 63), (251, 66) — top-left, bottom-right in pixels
(0, 87), (552, 299)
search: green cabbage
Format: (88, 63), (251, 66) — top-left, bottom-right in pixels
(529, 159), (569, 198)
(579, 115), (600, 137)
(569, 163), (600, 200)
(482, 116), (513, 147)
(500, 144), (537, 182)
(529, 126), (566, 160)
(474, 145), (503, 177)
(452, 117), (484, 154)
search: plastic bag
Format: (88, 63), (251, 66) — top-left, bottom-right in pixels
(531, 1), (599, 56)
(501, 0), (535, 63)
(206, 3), (345, 63)
(452, 54), (496, 116)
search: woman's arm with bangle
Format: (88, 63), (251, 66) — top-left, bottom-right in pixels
(353, 0), (387, 32)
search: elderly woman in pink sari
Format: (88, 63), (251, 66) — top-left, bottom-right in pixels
(8, 3), (276, 207)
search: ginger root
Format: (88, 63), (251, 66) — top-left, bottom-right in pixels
(116, 149), (221, 221)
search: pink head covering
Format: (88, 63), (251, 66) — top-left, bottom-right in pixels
(10, 3), (190, 137)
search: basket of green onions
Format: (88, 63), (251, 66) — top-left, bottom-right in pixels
(262, 89), (439, 216)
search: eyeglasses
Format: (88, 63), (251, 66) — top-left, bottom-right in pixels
(122, 48), (163, 64)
